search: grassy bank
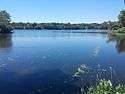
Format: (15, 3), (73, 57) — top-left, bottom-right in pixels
(114, 33), (125, 38)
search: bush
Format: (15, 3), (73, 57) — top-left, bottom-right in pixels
(87, 79), (125, 94)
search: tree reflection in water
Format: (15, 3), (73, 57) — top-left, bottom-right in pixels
(108, 35), (125, 53)
(0, 34), (12, 49)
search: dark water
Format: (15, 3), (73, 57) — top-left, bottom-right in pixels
(0, 30), (125, 94)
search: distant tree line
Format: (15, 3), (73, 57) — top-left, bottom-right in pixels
(10, 21), (120, 30)
(0, 10), (125, 33)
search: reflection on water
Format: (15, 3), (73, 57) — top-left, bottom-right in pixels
(91, 46), (101, 57)
(0, 69), (79, 94)
(116, 37), (125, 53)
(0, 30), (125, 94)
(108, 35), (125, 53)
(0, 34), (12, 49)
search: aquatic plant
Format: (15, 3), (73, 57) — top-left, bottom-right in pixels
(74, 64), (114, 82)
(74, 64), (88, 78)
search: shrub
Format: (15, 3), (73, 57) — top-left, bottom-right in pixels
(86, 79), (125, 94)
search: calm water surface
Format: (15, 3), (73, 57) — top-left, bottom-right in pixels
(0, 30), (125, 94)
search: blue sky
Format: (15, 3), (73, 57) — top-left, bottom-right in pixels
(0, 0), (124, 23)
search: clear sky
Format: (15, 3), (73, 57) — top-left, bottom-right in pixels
(0, 0), (124, 23)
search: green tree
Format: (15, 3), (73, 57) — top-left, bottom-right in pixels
(0, 10), (12, 33)
(118, 10), (125, 27)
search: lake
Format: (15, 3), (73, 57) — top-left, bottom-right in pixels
(0, 30), (125, 94)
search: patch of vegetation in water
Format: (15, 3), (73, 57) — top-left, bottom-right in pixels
(74, 64), (125, 94)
